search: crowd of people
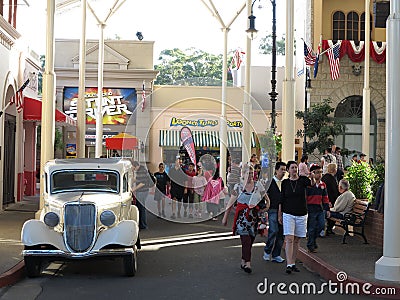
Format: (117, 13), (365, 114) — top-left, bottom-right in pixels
(129, 145), (360, 274)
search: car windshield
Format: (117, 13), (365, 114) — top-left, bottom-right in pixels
(51, 170), (119, 194)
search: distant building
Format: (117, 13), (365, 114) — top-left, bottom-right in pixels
(304, 0), (388, 164)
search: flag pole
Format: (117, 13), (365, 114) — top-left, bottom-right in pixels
(319, 41), (339, 56)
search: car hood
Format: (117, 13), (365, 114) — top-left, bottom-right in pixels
(48, 192), (123, 207)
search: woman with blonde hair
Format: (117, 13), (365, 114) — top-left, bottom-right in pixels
(222, 164), (268, 274)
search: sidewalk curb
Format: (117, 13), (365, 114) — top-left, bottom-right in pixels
(0, 261), (25, 288)
(298, 247), (400, 299)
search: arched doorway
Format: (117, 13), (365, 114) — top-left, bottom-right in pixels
(334, 95), (377, 167)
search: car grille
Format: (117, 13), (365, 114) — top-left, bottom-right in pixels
(64, 203), (96, 252)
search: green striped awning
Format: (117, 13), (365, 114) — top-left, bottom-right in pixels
(159, 130), (256, 148)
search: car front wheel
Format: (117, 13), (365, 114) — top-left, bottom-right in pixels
(24, 256), (43, 278)
(123, 247), (137, 276)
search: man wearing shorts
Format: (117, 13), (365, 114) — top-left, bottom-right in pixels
(154, 163), (170, 218)
(168, 157), (187, 219)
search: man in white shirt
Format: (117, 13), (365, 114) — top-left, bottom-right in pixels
(321, 147), (337, 174)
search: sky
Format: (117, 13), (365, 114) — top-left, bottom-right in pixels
(17, 0), (304, 67)
(14, 1), (308, 132)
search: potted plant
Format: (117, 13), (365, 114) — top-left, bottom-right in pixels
(344, 161), (377, 202)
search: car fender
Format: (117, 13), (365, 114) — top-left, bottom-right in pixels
(21, 219), (67, 251)
(93, 220), (139, 250)
(129, 205), (139, 223)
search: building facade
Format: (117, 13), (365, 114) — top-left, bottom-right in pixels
(0, 9), (42, 208)
(307, 0), (388, 163)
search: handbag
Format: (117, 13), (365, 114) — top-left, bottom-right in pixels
(257, 212), (268, 237)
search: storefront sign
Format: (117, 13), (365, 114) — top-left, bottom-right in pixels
(170, 117), (242, 128)
(63, 87), (136, 125)
(85, 132), (119, 146)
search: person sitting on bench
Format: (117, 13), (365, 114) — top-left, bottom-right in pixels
(327, 179), (355, 232)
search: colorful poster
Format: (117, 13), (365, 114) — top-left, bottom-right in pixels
(180, 127), (196, 168)
(66, 144), (77, 158)
(63, 87), (137, 125)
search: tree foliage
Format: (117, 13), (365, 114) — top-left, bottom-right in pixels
(154, 48), (226, 86)
(345, 161), (376, 201)
(259, 34), (286, 55)
(295, 98), (345, 155)
(258, 34), (296, 56)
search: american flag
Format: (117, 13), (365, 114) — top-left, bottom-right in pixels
(10, 79), (29, 113)
(313, 39), (321, 78)
(303, 41), (316, 66)
(141, 81), (146, 112)
(327, 43), (341, 80)
(229, 49), (245, 70)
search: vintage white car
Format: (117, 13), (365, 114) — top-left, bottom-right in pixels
(21, 158), (139, 277)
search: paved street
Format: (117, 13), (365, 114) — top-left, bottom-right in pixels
(0, 212), (366, 300)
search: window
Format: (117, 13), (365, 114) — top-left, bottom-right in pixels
(374, 1), (390, 28)
(334, 96), (377, 165)
(333, 11), (346, 40)
(123, 173), (128, 193)
(51, 170), (119, 194)
(332, 11), (372, 41)
(360, 13), (373, 41)
(347, 12), (359, 41)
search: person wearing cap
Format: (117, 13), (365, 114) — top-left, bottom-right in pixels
(359, 153), (367, 163)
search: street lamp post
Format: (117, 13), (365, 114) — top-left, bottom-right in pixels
(246, 0), (278, 135)
(269, 0), (277, 135)
(303, 67), (312, 155)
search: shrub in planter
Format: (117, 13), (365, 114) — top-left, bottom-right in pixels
(344, 161), (377, 202)
(371, 163), (385, 203)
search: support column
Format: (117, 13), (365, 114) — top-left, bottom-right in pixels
(375, 0), (400, 282)
(95, 23), (105, 158)
(219, 27), (229, 183)
(39, 0), (56, 215)
(23, 122), (37, 196)
(281, 0), (295, 162)
(77, 0), (87, 158)
(242, 0), (252, 164)
(362, 0), (371, 159)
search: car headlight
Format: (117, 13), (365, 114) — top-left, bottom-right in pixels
(100, 210), (116, 227)
(44, 212), (60, 227)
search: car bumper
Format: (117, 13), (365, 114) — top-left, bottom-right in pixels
(22, 247), (134, 259)
(21, 219), (139, 256)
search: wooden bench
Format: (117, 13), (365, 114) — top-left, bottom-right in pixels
(328, 199), (370, 244)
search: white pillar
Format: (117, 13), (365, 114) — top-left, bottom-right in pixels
(95, 23), (105, 158)
(39, 0), (56, 213)
(242, 0), (252, 164)
(362, 0), (371, 159)
(77, 0), (87, 158)
(281, 0), (295, 162)
(220, 27), (229, 183)
(375, 0), (400, 282)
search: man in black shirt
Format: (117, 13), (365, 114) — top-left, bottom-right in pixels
(263, 162), (286, 263)
(154, 162), (170, 218)
(132, 161), (154, 229)
(168, 157), (187, 219)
